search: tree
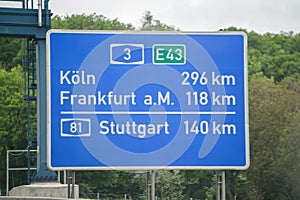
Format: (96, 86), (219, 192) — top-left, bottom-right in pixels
(2, 9), (300, 198)
(52, 13), (134, 30)
(0, 66), (28, 193)
(247, 31), (300, 82)
(247, 77), (300, 200)
(155, 170), (184, 199)
(140, 11), (177, 31)
(180, 170), (214, 199)
(0, 38), (22, 71)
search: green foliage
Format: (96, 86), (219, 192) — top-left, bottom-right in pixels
(0, 66), (27, 193)
(0, 10), (300, 199)
(223, 28), (300, 82)
(180, 170), (214, 199)
(140, 11), (178, 31)
(76, 171), (121, 198)
(225, 171), (251, 200)
(248, 31), (300, 82)
(52, 13), (135, 30)
(0, 38), (22, 71)
(248, 77), (300, 200)
(155, 170), (184, 199)
(0, 66), (27, 150)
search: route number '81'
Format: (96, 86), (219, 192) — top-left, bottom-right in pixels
(70, 122), (82, 133)
(61, 118), (91, 137)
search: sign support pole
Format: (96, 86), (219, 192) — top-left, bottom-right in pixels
(151, 170), (156, 200)
(222, 171), (226, 200)
(216, 170), (220, 200)
(35, 39), (57, 181)
(146, 171), (151, 200)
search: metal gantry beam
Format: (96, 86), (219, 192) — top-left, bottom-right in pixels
(0, 6), (51, 38)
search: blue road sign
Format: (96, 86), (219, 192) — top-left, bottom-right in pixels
(47, 30), (249, 170)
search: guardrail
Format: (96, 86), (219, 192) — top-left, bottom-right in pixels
(6, 149), (37, 196)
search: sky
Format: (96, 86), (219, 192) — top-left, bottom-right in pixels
(48, 0), (300, 33)
(2, 0), (300, 33)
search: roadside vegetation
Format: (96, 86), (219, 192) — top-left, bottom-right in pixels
(0, 12), (299, 200)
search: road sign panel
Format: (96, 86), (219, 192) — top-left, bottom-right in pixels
(47, 30), (249, 170)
